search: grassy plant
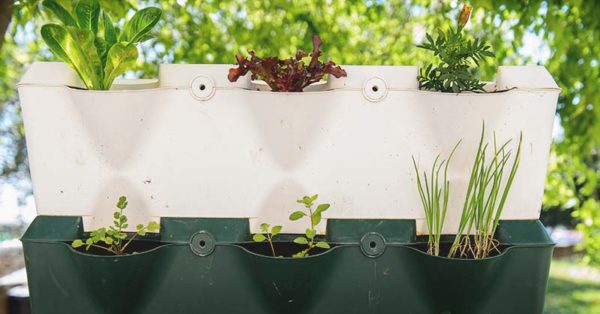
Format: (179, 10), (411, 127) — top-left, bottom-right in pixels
(289, 194), (331, 257)
(417, 4), (494, 93)
(72, 196), (159, 255)
(252, 222), (282, 257)
(412, 141), (461, 256)
(41, 0), (161, 90)
(448, 124), (522, 259)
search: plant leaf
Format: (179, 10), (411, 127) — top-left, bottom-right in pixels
(271, 225), (282, 236)
(122, 7), (162, 43)
(315, 241), (330, 249)
(289, 211), (306, 221)
(75, 0), (100, 35)
(42, 0), (77, 27)
(103, 42), (138, 89)
(293, 237), (308, 245)
(315, 203), (330, 214)
(40, 24), (102, 89)
(116, 196), (128, 209)
(147, 221), (160, 232)
(253, 233), (266, 242)
(260, 223), (269, 232)
(72, 239), (84, 248)
(305, 228), (317, 240)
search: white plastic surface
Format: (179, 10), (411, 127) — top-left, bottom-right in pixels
(17, 62), (559, 234)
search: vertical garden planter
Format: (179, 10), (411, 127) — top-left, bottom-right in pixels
(18, 62), (559, 313)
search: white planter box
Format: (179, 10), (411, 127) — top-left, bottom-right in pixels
(17, 62), (559, 234)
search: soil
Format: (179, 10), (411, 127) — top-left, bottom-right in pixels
(239, 241), (333, 258)
(69, 240), (164, 256)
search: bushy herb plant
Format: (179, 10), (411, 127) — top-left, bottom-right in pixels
(289, 194), (331, 257)
(72, 196), (160, 255)
(41, 0), (161, 90)
(448, 124), (522, 259)
(417, 4), (494, 93)
(412, 141), (460, 256)
(227, 35), (347, 92)
(252, 223), (282, 257)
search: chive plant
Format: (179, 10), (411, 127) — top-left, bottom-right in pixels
(448, 124), (522, 259)
(412, 141), (460, 256)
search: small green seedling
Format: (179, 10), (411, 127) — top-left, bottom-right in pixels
(417, 4), (495, 93)
(41, 0), (162, 90)
(72, 196), (160, 255)
(252, 223), (282, 257)
(289, 194), (331, 258)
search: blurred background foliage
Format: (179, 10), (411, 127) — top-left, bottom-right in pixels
(1, 0), (599, 263)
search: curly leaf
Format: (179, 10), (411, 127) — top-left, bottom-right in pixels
(102, 42), (138, 89)
(122, 7), (162, 43)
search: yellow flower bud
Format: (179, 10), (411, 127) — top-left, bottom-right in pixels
(458, 4), (473, 28)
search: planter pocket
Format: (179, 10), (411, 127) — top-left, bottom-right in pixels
(22, 217), (553, 314)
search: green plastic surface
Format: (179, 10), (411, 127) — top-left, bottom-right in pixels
(22, 216), (554, 314)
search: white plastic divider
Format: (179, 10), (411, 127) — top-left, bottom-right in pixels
(17, 62), (560, 234)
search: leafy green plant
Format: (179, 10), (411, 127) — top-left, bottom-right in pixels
(40, 0), (161, 90)
(252, 222), (282, 257)
(417, 4), (494, 93)
(72, 196), (160, 255)
(412, 140), (460, 256)
(227, 35), (347, 92)
(448, 124), (522, 259)
(289, 194), (331, 257)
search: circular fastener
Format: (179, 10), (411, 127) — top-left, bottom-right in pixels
(360, 232), (386, 258)
(363, 77), (388, 102)
(191, 76), (216, 101)
(190, 231), (216, 256)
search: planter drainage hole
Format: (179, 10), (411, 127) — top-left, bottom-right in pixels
(190, 231), (216, 256)
(360, 232), (386, 258)
(372, 85), (379, 92)
(191, 76), (216, 101)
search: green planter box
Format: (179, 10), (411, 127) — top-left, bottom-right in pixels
(22, 217), (553, 314)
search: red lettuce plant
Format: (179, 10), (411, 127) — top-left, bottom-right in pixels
(227, 35), (347, 92)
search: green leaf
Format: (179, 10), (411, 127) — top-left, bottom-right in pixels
(136, 224), (143, 230)
(293, 237), (308, 244)
(103, 12), (117, 47)
(315, 241), (330, 249)
(312, 212), (322, 226)
(42, 0), (77, 27)
(41, 24), (103, 89)
(253, 233), (266, 242)
(104, 237), (113, 245)
(271, 225), (282, 236)
(75, 0), (100, 35)
(147, 221), (160, 232)
(116, 196), (128, 209)
(315, 203), (330, 214)
(122, 7), (162, 43)
(260, 223), (269, 232)
(103, 42), (138, 89)
(305, 228), (317, 239)
(71, 239), (83, 248)
(289, 211), (306, 221)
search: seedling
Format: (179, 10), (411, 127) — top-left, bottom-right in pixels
(412, 140), (460, 256)
(289, 194), (331, 257)
(41, 0), (162, 90)
(449, 124), (522, 259)
(252, 223), (282, 257)
(227, 35), (347, 92)
(72, 196), (160, 255)
(417, 4), (494, 93)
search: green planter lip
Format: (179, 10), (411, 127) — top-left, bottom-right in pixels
(22, 216), (554, 314)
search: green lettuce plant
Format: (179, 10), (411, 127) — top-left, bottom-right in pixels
(252, 223), (282, 257)
(412, 141), (460, 256)
(72, 196), (160, 255)
(289, 194), (331, 257)
(448, 124), (522, 259)
(417, 4), (494, 93)
(41, 0), (161, 90)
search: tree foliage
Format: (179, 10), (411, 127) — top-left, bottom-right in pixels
(1, 0), (600, 262)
